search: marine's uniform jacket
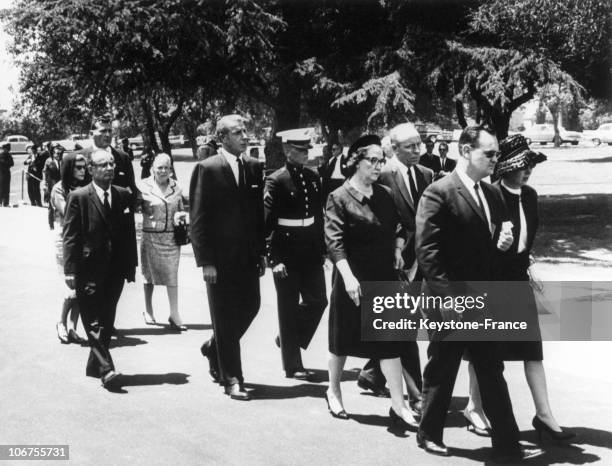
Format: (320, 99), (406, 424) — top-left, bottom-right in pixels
(264, 163), (325, 267)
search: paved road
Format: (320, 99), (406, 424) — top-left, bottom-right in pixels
(1, 206), (611, 465)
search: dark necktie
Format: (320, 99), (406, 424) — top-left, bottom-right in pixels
(103, 191), (111, 217)
(236, 156), (245, 191)
(440, 157), (446, 171)
(473, 183), (487, 221)
(408, 167), (420, 205)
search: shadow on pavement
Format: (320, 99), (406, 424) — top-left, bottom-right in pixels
(110, 335), (148, 348)
(117, 372), (190, 387)
(185, 324), (213, 330)
(303, 368), (360, 383)
(243, 382), (326, 400)
(572, 156), (612, 164)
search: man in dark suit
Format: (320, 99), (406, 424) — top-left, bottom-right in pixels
(319, 142), (345, 205)
(419, 141), (456, 179)
(264, 130), (327, 381)
(63, 149), (137, 390)
(78, 114), (137, 199)
(415, 126), (542, 462)
(43, 144), (64, 228)
(358, 123), (433, 411)
(190, 114), (266, 401)
(0, 142), (14, 207)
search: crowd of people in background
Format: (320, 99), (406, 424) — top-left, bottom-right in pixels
(2, 111), (581, 464)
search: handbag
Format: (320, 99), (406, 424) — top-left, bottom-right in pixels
(173, 220), (190, 246)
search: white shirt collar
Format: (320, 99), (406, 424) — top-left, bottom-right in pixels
(92, 181), (111, 206)
(92, 142), (112, 154)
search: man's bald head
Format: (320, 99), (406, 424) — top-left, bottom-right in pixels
(389, 123), (421, 167)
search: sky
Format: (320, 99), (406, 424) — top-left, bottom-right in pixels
(0, 0), (18, 112)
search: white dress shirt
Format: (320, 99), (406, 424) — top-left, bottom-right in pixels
(456, 168), (492, 232)
(92, 142), (112, 154)
(92, 181), (112, 207)
(331, 155), (344, 179)
(219, 147), (243, 185)
(501, 181), (528, 253)
(392, 157), (419, 205)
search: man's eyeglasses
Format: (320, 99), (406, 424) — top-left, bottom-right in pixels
(92, 161), (116, 168)
(363, 156), (386, 167)
(74, 165), (87, 170)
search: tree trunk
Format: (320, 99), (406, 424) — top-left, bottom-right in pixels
(551, 109), (561, 147)
(140, 97), (160, 153)
(272, 77), (301, 133)
(455, 99), (468, 129)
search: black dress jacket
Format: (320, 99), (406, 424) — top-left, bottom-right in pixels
(63, 182), (138, 284)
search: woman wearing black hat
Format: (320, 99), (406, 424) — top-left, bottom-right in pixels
(324, 135), (418, 428)
(464, 135), (575, 441)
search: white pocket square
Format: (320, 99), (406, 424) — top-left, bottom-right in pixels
(123, 207), (130, 213)
(251, 184), (258, 188)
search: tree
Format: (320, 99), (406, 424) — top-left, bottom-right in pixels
(431, 0), (608, 138)
(3, 0), (282, 153)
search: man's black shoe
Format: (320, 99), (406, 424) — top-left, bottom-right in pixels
(224, 383), (251, 400)
(417, 432), (450, 457)
(200, 343), (220, 383)
(286, 369), (314, 381)
(357, 377), (390, 398)
(491, 447), (544, 464)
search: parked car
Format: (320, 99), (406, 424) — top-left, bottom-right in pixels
(0, 134), (33, 153)
(128, 133), (187, 152)
(521, 124), (581, 145)
(582, 123), (612, 146)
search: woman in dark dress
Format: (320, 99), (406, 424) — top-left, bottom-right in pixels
(324, 135), (418, 428)
(465, 135), (575, 441)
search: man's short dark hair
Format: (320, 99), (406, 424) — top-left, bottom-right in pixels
(439, 142), (449, 151)
(91, 113), (113, 130)
(458, 125), (495, 148)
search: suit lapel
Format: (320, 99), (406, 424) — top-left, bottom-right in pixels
(393, 168), (415, 213)
(451, 171), (488, 226)
(219, 153), (239, 190)
(88, 182), (109, 225)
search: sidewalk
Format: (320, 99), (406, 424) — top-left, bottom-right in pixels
(1, 206), (611, 465)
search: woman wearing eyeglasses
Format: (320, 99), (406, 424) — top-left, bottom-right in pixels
(136, 153), (188, 331)
(324, 135), (418, 429)
(51, 153), (89, 344)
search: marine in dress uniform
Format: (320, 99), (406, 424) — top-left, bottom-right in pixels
(264, 130), (327, 380)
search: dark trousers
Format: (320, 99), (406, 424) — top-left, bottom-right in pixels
(27, 178), (42, 206)
(360, 342), (423, 393)
(419, 340), (520, 455)
(77, 275), (125, 379)
(205, 271), (260, 386)
(0, 172), (10, 206)
(273, 263), (327, 373)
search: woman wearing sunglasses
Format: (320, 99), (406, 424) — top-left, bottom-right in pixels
(324, 134), (418, 429)
(51, 153), (89, 344)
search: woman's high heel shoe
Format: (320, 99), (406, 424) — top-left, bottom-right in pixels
(532, 415), (576, 441)
(325, 393), (349, 420)
(168, 317), (187, 331)
(143, 312), (156, 325)
(463, 411), (492, 437)
(389, 407), (419, 431)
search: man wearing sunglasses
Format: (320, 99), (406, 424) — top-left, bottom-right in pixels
(415, 126), (542, 462)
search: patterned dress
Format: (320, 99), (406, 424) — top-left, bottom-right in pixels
(137, 177), (186, 286)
